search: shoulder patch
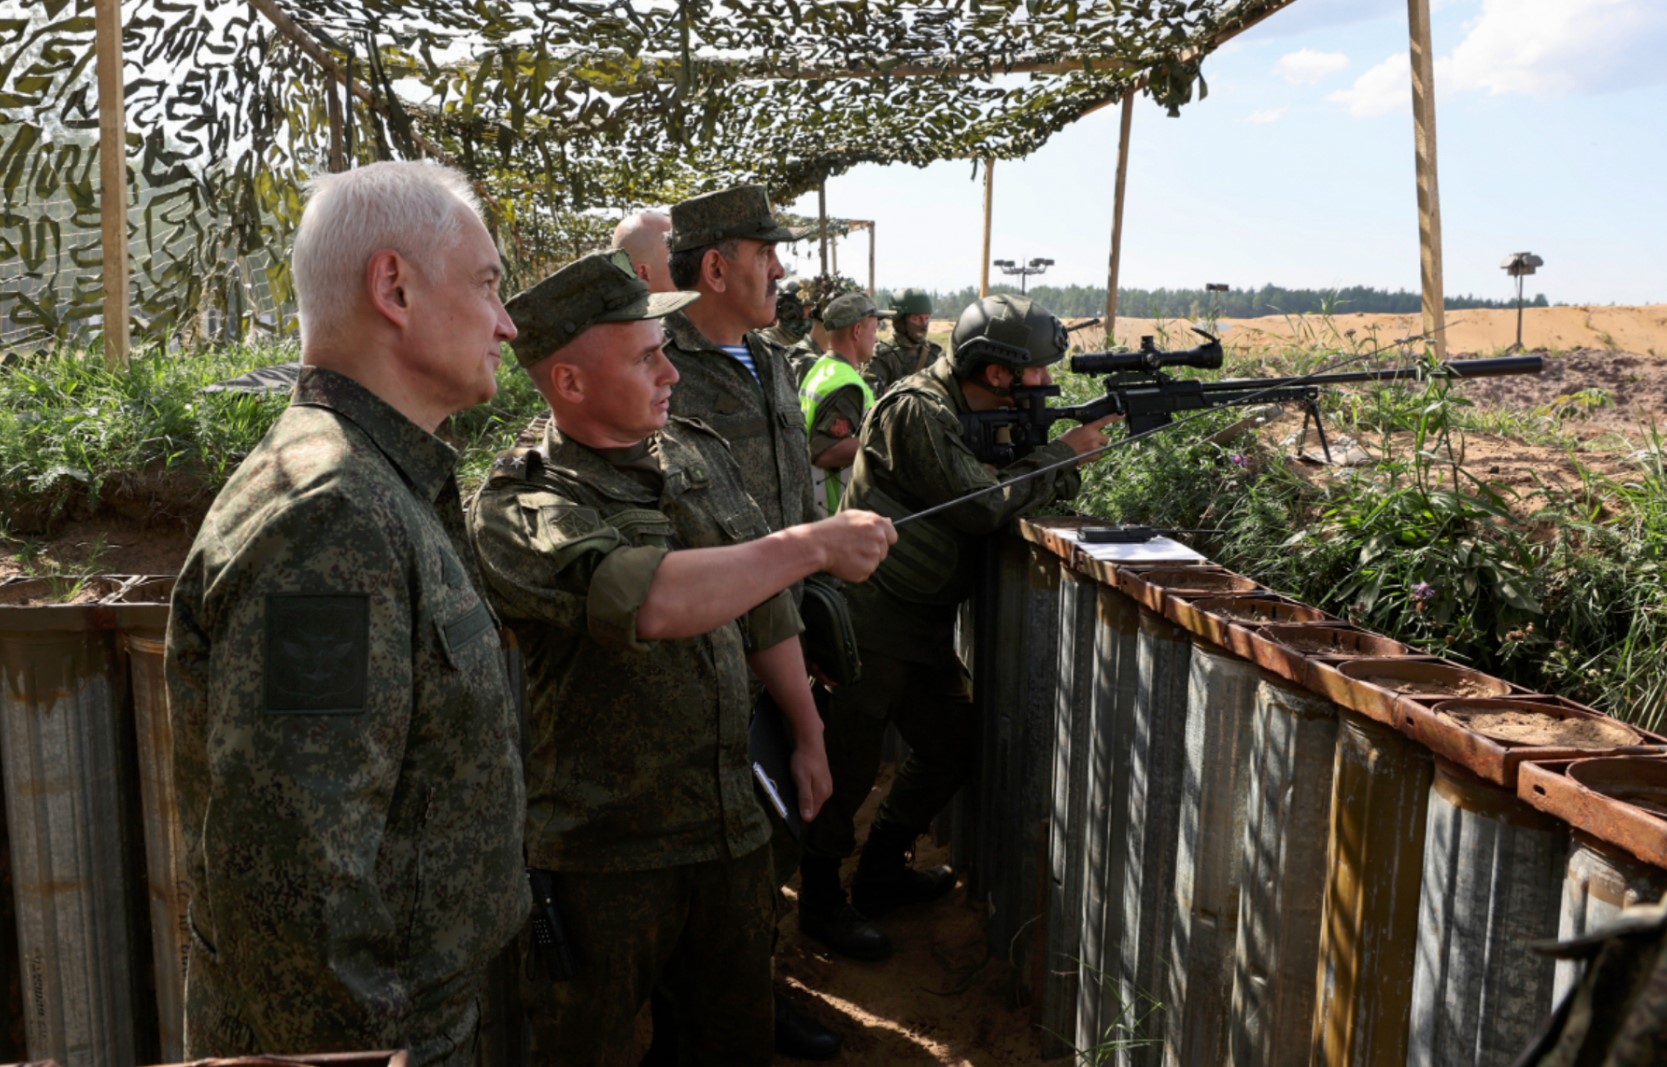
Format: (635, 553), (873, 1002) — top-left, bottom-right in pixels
(542, 504), (603, 541)
(265, 594), (369, 714)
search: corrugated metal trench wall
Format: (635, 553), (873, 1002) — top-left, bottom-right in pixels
(951, 519), (1667, 1066)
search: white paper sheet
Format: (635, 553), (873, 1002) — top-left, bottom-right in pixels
(1067, 531), (1207, 564)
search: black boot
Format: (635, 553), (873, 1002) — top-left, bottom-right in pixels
(798, 853), (892, 961)
(775, 992), (842, 1060)
(850, 822), (955, 919)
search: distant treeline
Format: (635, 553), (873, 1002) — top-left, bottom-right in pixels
(887, 284), (1551, 320)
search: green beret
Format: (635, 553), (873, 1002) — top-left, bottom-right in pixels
(505, 250), (698, 368)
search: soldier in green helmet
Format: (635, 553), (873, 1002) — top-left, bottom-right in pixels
(762, 278), (812, 349)
(796, 294), (1118, 961)
(799, 291), (880, 518)
(864, 287), (943, 395)
(469, 249), (895, 1064)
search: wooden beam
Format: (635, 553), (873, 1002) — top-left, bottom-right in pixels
(1104, 91), (1134, 339)
(980, 158), (995, 298)
(94, 0), (130, 369)
(818, 181), (829, 277)
(1407, 0), (1447, 359)
(866, 220), (880, 296)
(248, 0), (454, 169)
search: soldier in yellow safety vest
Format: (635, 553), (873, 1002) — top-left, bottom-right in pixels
(799, 291), (880, 517)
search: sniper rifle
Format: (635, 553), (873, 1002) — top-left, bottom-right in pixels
(959, 327), (1543, 467)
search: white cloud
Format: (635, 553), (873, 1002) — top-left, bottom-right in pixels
(1248, 108), (1287, 125)
(1274, 49), (1350, 85)
(1444, 0), (1667, 99)
(1328, 53), (1408, 118)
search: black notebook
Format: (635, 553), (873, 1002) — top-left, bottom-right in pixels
(749, 691), (803, 840)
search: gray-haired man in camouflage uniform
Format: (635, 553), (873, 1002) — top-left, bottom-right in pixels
(468, 250), (894, 1065)
(166, 161), (528, 1063)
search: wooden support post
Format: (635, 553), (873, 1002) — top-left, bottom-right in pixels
(1104, 91), (1134, 343)
(832, 230), (839, 277)
(94, 0), (130, 369)
(1407, 0), (1448, 359)
(326, 75), (345, 172)
(817, 182), (829, 278)
(980, 158), (995, 298)
(866, 220), (880, 296)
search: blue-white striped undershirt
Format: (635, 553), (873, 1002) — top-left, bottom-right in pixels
(720, 344), (759, 382)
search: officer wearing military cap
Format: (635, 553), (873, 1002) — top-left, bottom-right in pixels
(797, 294), (1118, 961)
(166, 161), (527, 1063)
(468, 250), (895, 1065)
(661, 184), (815, 537)
(865, 287), (943, 395)
(800, 291), (880, 518)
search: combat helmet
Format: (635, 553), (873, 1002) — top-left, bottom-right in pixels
(889, 288), (933, 318)
(949, 294), (1068, 376)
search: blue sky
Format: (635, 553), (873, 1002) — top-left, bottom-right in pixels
(782, 0), (1667, 307)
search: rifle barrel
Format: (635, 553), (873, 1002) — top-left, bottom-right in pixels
(1230, 355), (1542, 390)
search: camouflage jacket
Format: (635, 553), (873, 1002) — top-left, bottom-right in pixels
(661, 311), (815, 533)
(841, 357), (1082, 661)
(468, 417), (799, 873)
(864, 336), (944, 395)
(166, 367), (528, 1050)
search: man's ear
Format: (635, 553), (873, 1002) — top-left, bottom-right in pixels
(545, 361), (585, 405)
(365, 249), (414, 328)
(700, 247), (728, 293)
(634, 262), (651, 284)
(981, 363), (1009, 391)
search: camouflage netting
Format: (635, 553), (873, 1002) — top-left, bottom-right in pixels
(1, 0), (1291, 351)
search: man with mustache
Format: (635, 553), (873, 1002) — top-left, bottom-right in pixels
(655, 186), (849, 1058)
(468, 250), (895, 1064)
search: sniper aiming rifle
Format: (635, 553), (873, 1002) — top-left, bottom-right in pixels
(959, 327), (1544, 467)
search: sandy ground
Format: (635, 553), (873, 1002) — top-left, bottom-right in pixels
(921, 304), (1667, 361)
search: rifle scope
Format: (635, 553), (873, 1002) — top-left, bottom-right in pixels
(1070, 326), (1223, 376)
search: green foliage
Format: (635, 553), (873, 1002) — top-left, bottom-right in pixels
(0, 340), (547, 533)
(1069, 361), (1667, 729)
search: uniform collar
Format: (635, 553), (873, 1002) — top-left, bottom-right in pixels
(925, 355), (972, 415)
(292, 366), (459, 503)
(543, 419), (720, 505)
(662, 310), (764, 356)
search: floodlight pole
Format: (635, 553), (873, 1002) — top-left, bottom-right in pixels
(94, 0), (131, 369)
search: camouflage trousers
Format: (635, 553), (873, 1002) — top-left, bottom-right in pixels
(183, 922), (481, 1066)
(522, 844), (775, 1066)
(802, 646), (977, 861)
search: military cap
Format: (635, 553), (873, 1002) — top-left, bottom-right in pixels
(823, 291), (879, 331)
(505, 249), (699, 368)
(668, 184), (807, 253)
